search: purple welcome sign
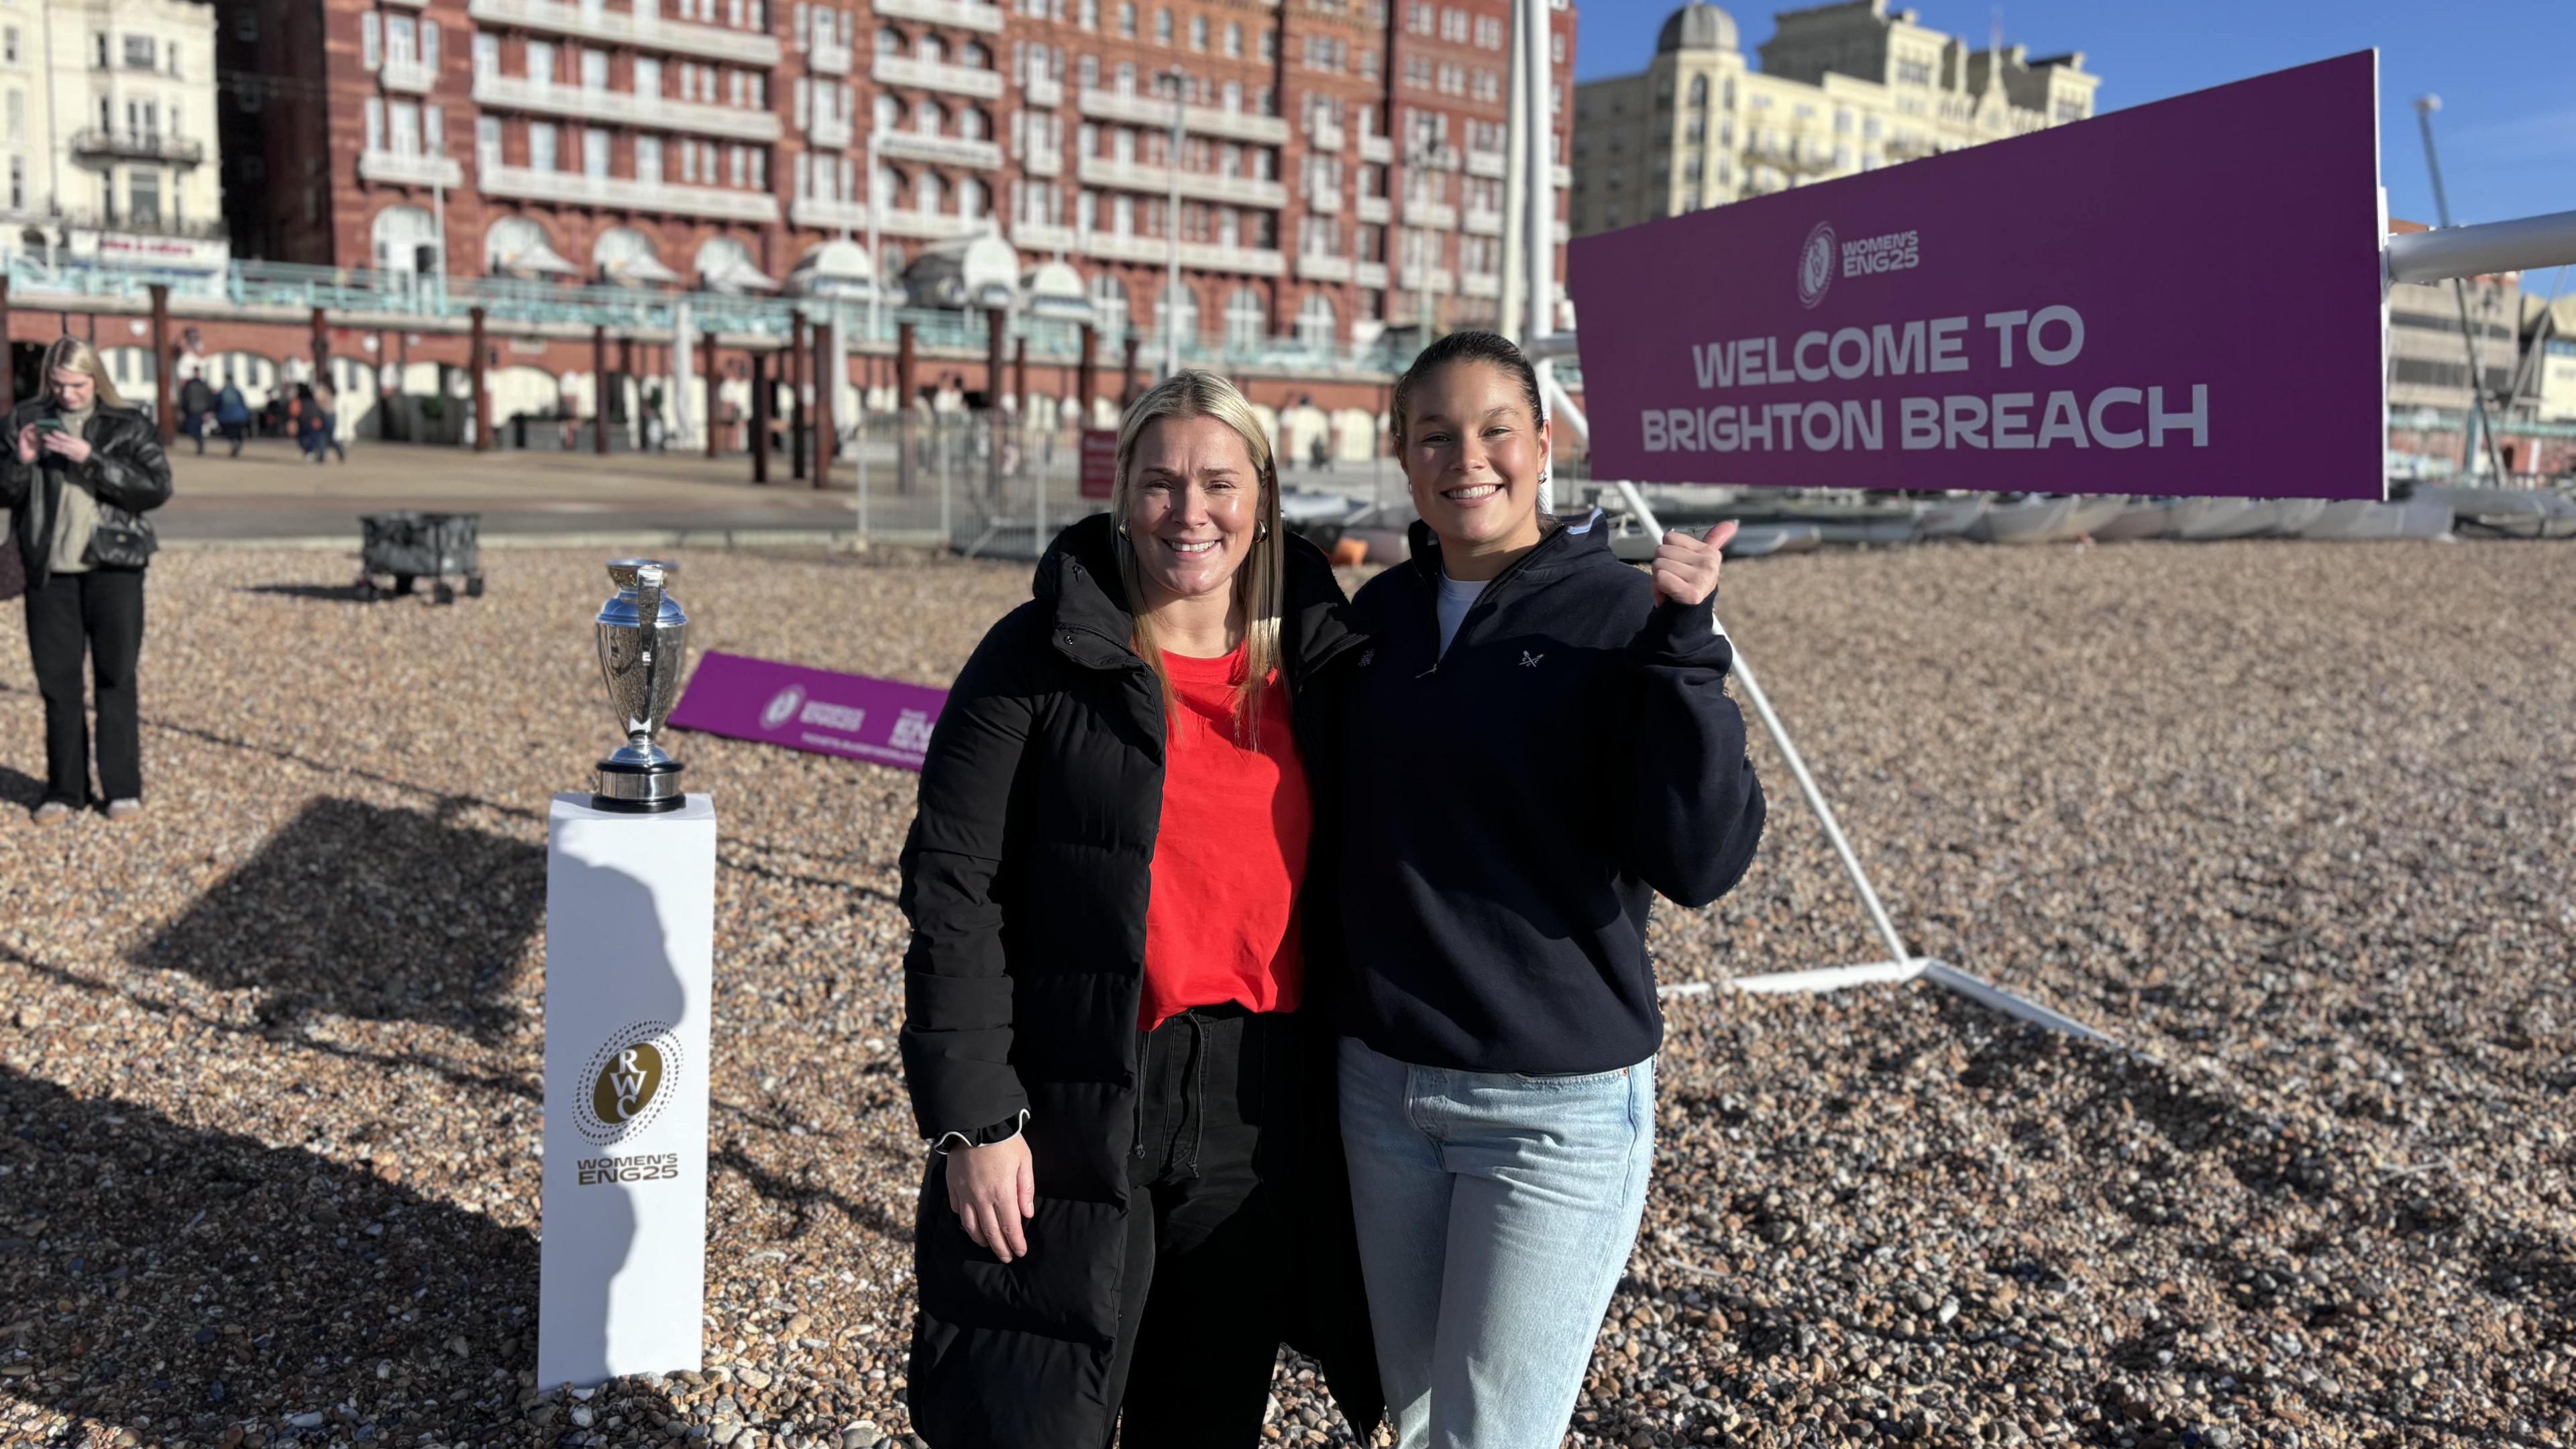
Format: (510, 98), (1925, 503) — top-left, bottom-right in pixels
(667, 652), (947, 771)
(1569, 52), (2385, 500)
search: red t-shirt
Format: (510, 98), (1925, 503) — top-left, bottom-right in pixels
(1139, 643), (1309, 1031)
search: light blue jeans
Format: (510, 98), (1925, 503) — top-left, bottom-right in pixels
(1336, 1036), (1656, 1449)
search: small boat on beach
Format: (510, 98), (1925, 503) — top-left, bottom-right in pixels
(2169, 497), (2276, 541)
(2044, 495), (2136, 542)
(1967, 494), (2076, 543)
(1911, 496), (1988, 539)
(2296, 496), (2454, 541)
(2088, 498), (2180, 542)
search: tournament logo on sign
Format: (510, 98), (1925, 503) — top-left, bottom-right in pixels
(1797, 221), (1837, 309)
(575, 1021), (687, 1144)
(760, 684), (808, 731)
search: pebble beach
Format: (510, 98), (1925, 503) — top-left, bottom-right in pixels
(0, 537), (2569, 1449)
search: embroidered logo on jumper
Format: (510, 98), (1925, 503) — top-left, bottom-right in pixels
(1519, 651), (1545, 668)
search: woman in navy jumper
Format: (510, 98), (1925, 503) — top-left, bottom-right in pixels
(1334, 331), (1768, 1448)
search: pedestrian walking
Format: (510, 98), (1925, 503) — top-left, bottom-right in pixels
(1331, 331), (1767, 1448)
(0, 336), (173, 824)
(898, 370), (1381, 1448)
(178, 372), (216, 455)
(292, 384), (325, 463)
(313, 378), (347, 463)
(214, 378), (251, 457)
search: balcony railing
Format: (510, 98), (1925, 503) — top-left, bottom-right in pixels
(1024, 72), (1063, 107)
(483, 163), (780, 222)
(1307, 184), (1340, 215)
(1358, 132), (1392, 164)
(466, 0), (781, 67)
(1012, 220), (1076, 253)
(1355, 194), (1389, 224)
(871, 0), (1005, 30)
(1076, 156), (1284, 209)
(1022, 143), (1061, 176)
(1460, 272), (1500, 299)
(1294, 252), (1350, 282)
(358, 148), (463, 187)
(872, 54), (1004, 99)
(1464, 148), (1505, 178)
(474, 72), (782, 141)
(808, 108), (853, 148)
(1462, 205), (1502, 236)
(1080, 229), (1284, 276)
(1356, 260), (1388, 288)
(71, 129), (206, 166)
(807, 27), (852, 75)
(1077, 87), (1289, 145)
(1401, 199), (1456, 229)
(381, 54), (439, 93)
(874, 207), (988, 239)
(877, 131), (1002, 168)
(788, 196), (866, 230)
(1309, 117), (1345, 152)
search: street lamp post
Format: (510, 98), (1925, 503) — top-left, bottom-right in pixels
(1162, 66), (1188, 378)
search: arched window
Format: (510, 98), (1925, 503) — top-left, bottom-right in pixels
(962, 40), (988, 68)
(1222, 286), (1263, 351)
(1688, 74), (1709, 108)
(1722, 78), (1735, 109)
(875, 26), (902, 56)
(594, 225), (673, 284)
(957, 176), (986, 219)
(958, 107), (988, 141)
(915, 98), (944, 134)
(873, 161), (900, 207)
(370, 205), (437, 274)
(1089, 272), (1128, 340)
(917, 171), (945, 213)
(873, 93), (898, 129)
(920, 34), (945, 64)
(1159, 282), (1198, 343)
(1295, 290), (1336, 350)
(484, 215), (571, 275)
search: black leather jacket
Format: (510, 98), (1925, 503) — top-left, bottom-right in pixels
(0, 400), (173, 586)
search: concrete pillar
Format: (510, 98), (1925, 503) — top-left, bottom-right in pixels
(749, 348), (770, 485)
(470, 307), (489, 453)
(812, 313), (835, 490)
(593, 325), (610, 455)
(790, 311), (808, 481)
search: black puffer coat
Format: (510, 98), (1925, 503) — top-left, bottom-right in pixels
(0, 400), (172, 587)
(897, 512), (1381, 1448)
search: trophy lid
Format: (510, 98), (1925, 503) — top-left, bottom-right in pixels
(606, 558), (680, 590)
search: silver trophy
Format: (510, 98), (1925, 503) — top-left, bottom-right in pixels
(592, 559), (690, 812)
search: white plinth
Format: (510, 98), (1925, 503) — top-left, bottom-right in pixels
(539, 792), (718, 1389)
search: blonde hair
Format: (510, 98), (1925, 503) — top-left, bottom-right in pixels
(42, 337), (126, 410)
(1112, 370), (1285, 743)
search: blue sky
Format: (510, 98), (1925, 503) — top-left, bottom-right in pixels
(1572, 0), (2576, 231)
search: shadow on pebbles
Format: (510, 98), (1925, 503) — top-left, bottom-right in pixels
(0, 541), (2568, 1449)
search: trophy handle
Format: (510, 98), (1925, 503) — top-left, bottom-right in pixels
(633, 563), (665, 749)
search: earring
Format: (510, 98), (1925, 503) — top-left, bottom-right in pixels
(1116, 518), (1130, 537)
(1255, 520), (1270, 541)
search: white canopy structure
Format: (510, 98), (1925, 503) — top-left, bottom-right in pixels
(595, 227), (685, 286)
(789, 238), (885, 299)
(1021, 259), (1089, 321)
(696, 237), (780, 293)
(902, 230), (1017, 310)
(486, 217), (578, 276)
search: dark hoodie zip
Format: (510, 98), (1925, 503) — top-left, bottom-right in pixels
(1404, 511), (1597, 676)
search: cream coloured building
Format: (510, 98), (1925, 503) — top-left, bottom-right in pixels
(1, 0), (225, 270)
(1571, 0), (2100, 235)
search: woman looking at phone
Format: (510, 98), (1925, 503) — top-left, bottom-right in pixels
(897, 371), (1378, 1447)
(0, 337), (172, 824)
(1334, 331), (1767, 1448)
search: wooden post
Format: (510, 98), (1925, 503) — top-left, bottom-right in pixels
(896, 321), (917, 496)
(149, 284), (174, 447)
(592, 325), (610, 455)
(469, 307), (489, 453)
(702, 330), (720, 458)
(749, 348), (771, 485)
(0, 275), (13, 415)
(1012, 335), (1028, 421)
(812, 313), (835, 489)
(789, 311), (809, 481)
(310, 305), (331, 383)
(1077, 323), (1097, 425)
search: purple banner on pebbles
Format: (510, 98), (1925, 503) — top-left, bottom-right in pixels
(667, 651), (946, 771)
(1569, 52), (2387, 500)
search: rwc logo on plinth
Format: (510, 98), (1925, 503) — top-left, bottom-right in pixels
(669, 653), (946, 771)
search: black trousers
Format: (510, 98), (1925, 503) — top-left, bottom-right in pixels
(24, 568), (146, 804)
(1106, 1005), (1305, 1448)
